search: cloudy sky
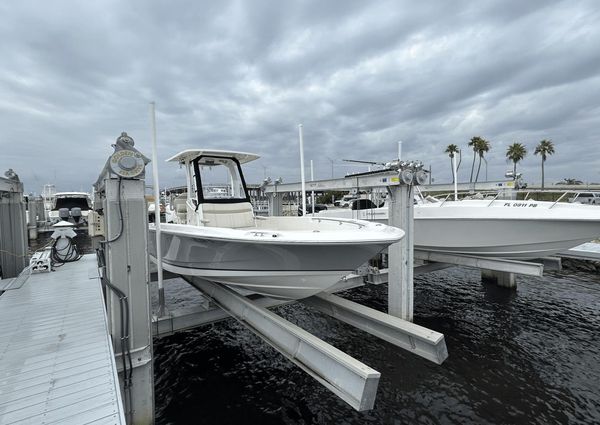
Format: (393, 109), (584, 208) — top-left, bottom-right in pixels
(1, 0), (600, 193)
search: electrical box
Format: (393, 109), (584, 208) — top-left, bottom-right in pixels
(30, 248), (52, 273)
(87, 210), (105, 237)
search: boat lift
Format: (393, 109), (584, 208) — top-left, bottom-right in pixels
(150, 161), (449, 411)
(151, 273), (447, 411)
(150, 157), (559, 414)
(90, 133), (450, 421)
(91, 131), (569, 421)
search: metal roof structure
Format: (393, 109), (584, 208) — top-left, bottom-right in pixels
(0, 255), (125, 424)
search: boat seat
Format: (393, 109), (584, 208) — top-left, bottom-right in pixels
(173, 194), (188, 222)
(201, 201), (255, 229)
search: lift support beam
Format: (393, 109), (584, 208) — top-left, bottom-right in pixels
(301, 293), (448, 364)
(186, 277), (381, 412)
(414, 250), (544, 277)
(153, 288), (295, 337)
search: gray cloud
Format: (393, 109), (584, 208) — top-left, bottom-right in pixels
(1, 0), (600, 193)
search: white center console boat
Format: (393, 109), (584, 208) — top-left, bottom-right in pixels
(317, 193), (600, 259)
(148, 150), (404, 299)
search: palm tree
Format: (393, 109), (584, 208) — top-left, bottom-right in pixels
(468, 136), (484, 183)
(474, 138), (491, 183)
(534, 139), (555, 189)
(506, 143), (527, 180)
(445, 144), (459, 182)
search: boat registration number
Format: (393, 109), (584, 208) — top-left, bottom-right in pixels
(503, 202), (538, 207)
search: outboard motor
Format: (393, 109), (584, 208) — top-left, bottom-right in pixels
(58, 207), (70, 222)
(71, 207), (82, 223)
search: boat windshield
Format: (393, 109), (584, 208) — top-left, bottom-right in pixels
(193, 155), (250, 203)
(54, 197), (90, 211)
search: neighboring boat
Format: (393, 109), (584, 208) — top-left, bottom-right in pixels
(317, 196), (600, 259)
(41, 184), (56, 222)
(206, 186), (229, 198)
(47, 192), (92, 225)
(148, 202), (177, 223)
(148, 149), (404, 300)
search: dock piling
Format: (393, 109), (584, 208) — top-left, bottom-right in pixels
(481, 269), (517, 288)
(0, 172), (28, 279)
(94, 133), (154, 424)
(387, 184), (414, 321)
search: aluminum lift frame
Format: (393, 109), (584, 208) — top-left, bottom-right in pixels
(186, 277), (382, 411)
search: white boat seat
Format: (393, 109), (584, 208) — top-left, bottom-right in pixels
(201, 201), (255, 229)
(173, 194), (188, 222)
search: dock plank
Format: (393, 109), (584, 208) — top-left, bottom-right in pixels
(0, 255), (125, 425)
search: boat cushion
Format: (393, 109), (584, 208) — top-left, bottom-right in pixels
(173, 194), (188, 222)
(201, 202), (255, 228)
(173, 195), (187, 213)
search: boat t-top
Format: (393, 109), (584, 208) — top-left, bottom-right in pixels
(148, 149), (404, 300)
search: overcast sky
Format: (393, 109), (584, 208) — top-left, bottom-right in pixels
(1, 0), (599, 193)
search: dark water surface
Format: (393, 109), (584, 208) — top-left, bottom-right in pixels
(32, 232), (599, 424)
(152, 268), (600, 425)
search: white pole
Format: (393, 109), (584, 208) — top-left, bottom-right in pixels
(310, 159), (315, 215)
(398, 141), (402, 160)
(150, 102), (166, 316)
(298, 124), (307, 216)
(452, 152), (458, 201)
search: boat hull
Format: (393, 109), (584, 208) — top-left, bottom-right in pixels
(414, 218), (600, 259)
(148, 228), (391, 299)
(317, 201), (600, 259)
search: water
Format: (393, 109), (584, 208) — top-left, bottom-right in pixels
(31, 233), (600, 423)
(152, 268), (600, 424)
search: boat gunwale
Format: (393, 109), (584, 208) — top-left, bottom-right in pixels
(149, 225), (403, 245)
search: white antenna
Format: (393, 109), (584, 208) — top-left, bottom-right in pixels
(298, 124), (307, 216)
(150, 102), (166, 316)
(452, 151), (458, 201)
(398, 141), (402, 160)
(310, 159), (315, 215)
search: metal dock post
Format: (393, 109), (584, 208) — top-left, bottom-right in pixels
(27, 195), (44, 240)
(387, 183), (414, 321)
(94, 133), (154, 424)
(0, 171), (28, 280)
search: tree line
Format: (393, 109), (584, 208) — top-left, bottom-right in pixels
(444, 138), (555, 188)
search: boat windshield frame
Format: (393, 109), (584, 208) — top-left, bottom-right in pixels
(192, 155), (251, 204)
